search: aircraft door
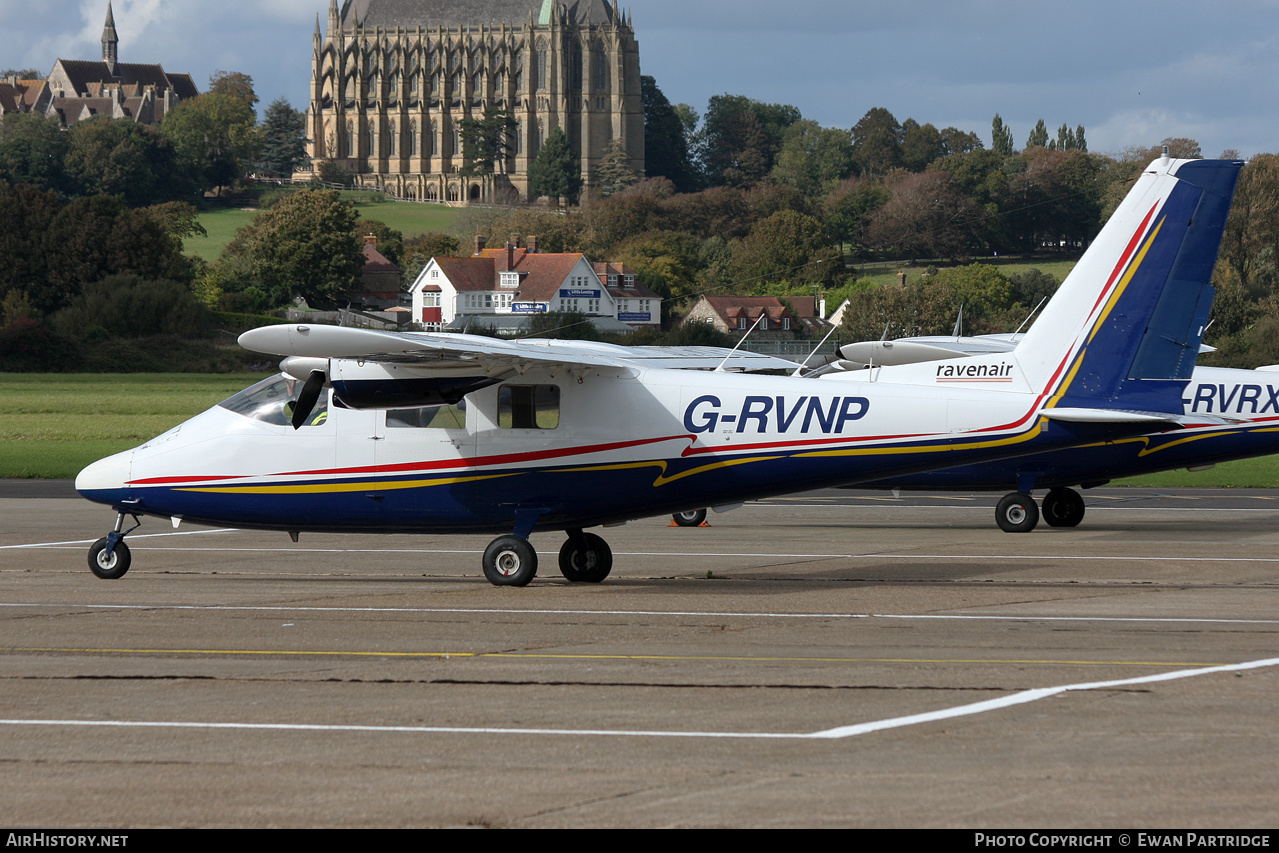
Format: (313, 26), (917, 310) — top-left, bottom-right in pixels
(373, 400), (475, 522)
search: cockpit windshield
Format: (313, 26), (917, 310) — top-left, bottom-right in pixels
(218, 375), (321, 426)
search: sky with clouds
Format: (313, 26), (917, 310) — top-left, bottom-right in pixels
(2, 0), (1275, 159)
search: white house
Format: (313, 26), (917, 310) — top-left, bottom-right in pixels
(408, 238), (662, 333)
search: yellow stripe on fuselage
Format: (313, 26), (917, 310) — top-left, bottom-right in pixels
(176, 472), (516, 495)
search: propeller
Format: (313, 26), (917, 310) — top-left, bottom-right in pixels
(291, 370), (327, 430)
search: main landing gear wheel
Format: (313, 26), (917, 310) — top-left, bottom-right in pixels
(482, 535), (538, 587)
(558, 532), (613, 583)
(995, 492), (1039, 533)
(88, 538), (131, 579)
(1042, 487), (1086, 528)
(672, 509), (707, 527)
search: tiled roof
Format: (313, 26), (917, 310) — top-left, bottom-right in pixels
(341, 0), (617, 29)
(508, 253), (586, 301)
(593, 261), (660, 299)
(52, 60), (197, 100)
(434, 257), (499, 292)
(701, 296), (792, 322)
(363, 243), (400, 272)
(166, 73), (199, 101)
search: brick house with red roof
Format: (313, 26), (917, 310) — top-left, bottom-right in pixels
(344, 236), (404, 309)
(682, 296), (797, 339)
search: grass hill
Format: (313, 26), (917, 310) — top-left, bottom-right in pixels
(185, 192), (461, 261)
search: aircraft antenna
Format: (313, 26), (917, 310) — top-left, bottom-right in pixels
(713, 312), (767, 373)
(951, 304), (964, 338)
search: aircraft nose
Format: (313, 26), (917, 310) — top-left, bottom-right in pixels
(75, 449), (133, 499)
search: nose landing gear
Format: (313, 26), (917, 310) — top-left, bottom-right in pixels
(88, 511), (141, 579)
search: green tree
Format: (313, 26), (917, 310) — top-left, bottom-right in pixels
(941, 127), (984, 156)
(459, 105), (515, 176)
(528, 127), (582, 205)
(231, 189), (364, 308)
(837, 278), (973, 341)
(901, 119), (946, 171)
(53, 274), (208, 340)
(143, 201), (207, 254)
(256, 97), (307, 178)
(610, 229), (702, 300)
(162, 92), (259, 193)
(401, 232), (461, 282)
(1009, 268), (1060, 307)
(0, 182), (60, 308)
(770, 119), (854, 198)
(64, 117), (186, 205)
(208, 70), (259, 115)
(1026, 119), (1050, 149)
(699, 95), (799, 187)
(821, 176), (890, 257)
(928, 264), (1015, 319)
(641, 75), (698, 192)
(1219, 152), (1279, 297)
(0, 113), (67, 191)
(851, 107), (904, 178)
(991, 114), (1014, 156)
(39, 196), (189, 314)
(355, 218), (404, 266)
(731, 209), (843, 290)
(596, 137), (641, 197)
(1003, 147), (1103, 252)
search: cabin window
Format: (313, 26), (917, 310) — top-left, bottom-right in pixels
(386, 400), (466, 429)
(498, 384), (559, 429)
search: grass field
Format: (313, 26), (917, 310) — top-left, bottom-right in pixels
(848, 256), (1081, 289)
(5, 373), (1279, 485)
(183, 198), (460, 262)
(0, 374), (266, 479)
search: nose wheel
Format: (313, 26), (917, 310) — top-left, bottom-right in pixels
(88, 511), (141, 579)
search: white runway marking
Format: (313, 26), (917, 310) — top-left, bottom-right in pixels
(3, 601), (1277, 625)
(3, 656), (1275, 741)
(0, 529), (238, 550)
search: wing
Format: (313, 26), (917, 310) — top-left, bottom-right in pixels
(238, 325), (801, 374)
(837, 334), (1214, 369)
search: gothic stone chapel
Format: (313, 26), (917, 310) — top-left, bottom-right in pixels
(306, 0), (644, 203)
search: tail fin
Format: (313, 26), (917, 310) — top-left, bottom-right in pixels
(1015, 156), (1242, 414)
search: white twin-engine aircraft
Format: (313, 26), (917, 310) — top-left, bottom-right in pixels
(76, 157), (1242, 586)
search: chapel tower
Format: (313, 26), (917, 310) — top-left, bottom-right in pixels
(306, 0), (644, 203)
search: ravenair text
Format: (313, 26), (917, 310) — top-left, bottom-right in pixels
(1187, 382), (1279, 415)
(935, 361), (1015, 381)
(684, 394), (870, 434)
